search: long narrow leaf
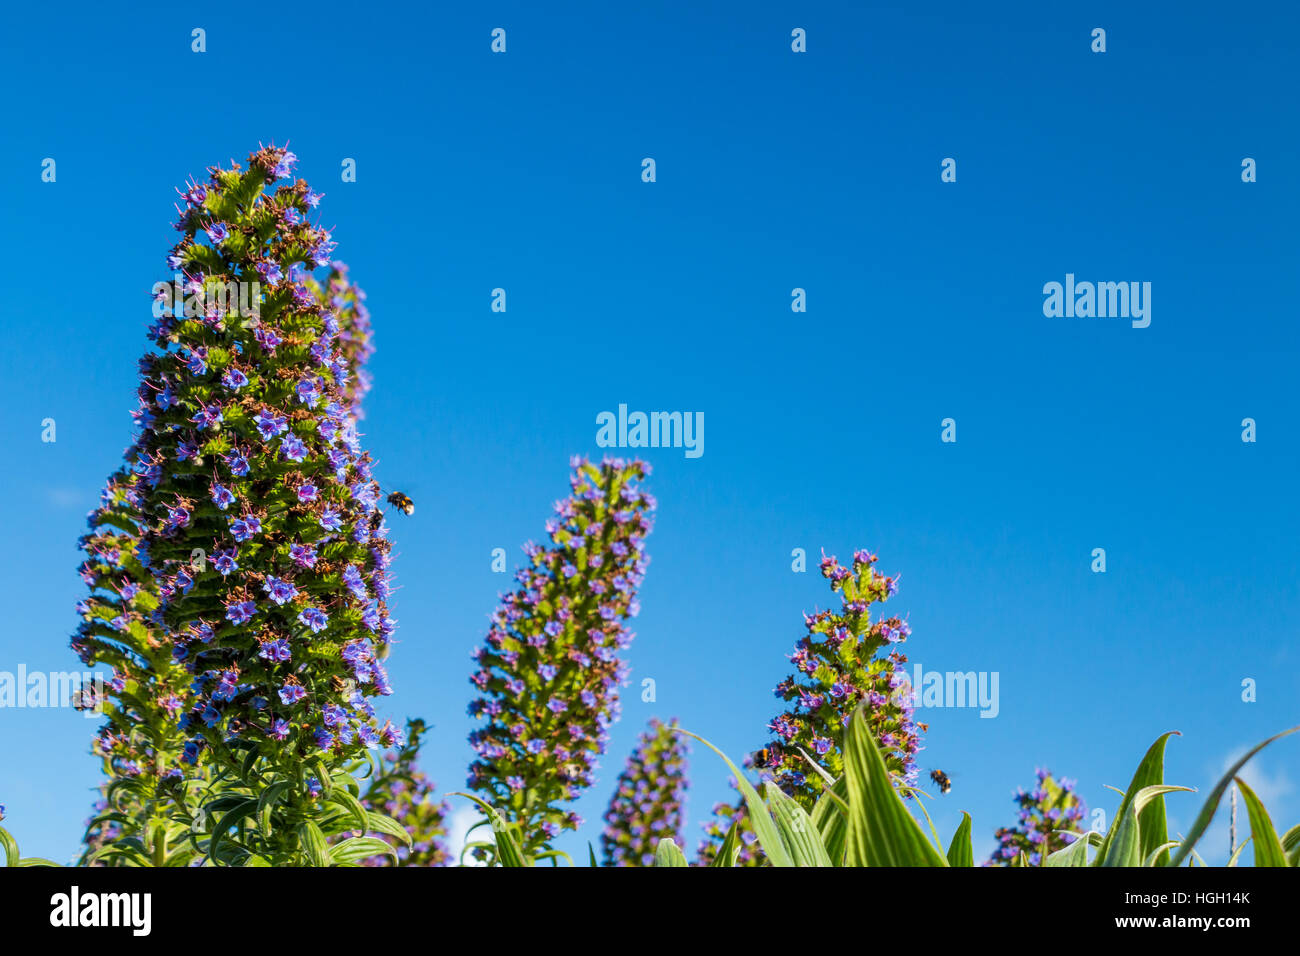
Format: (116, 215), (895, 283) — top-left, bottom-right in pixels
(842, 707), (948, 867)
(674, 729), (793, 867)
(1094, 731), (1179, 867)
(709, 819), (742, 868)
(1101, 785), (1193, 867)
(449, 792), (529, 867)
(765, 782), (832, 866)
(1234, 778), (1288, 867)
(1166, 725), (1299, 868)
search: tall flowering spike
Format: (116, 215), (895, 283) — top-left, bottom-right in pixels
(696, 548), (922, 866)
(986, 769), (1087, 866)
(757, 549), (925, 805)
(139, 149), (401, 773)
(72, 147), (405, 867)
(467, 456), (654, 857)
(600, 718), (687, 867)
(71, 257), (376, 863)
(357, 719), (452, 866)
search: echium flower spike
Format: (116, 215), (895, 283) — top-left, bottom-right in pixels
(356, 719), (452, 866)
(466, 457), (654, 858)
(71, 257), (376, 864)
(756, 548), (925, 803)
(600, 718), (687, 867)
(84, 146), (403, 863)
(985, 769), (1087, 866)
(697, 548), (924, 865)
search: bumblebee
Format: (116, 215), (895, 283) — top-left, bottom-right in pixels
(930, 769), (952, 794)
(387, 491), (415, 515)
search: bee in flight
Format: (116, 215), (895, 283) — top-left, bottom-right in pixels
(386, 491), (415, 516)
(930, 769), (952, 794)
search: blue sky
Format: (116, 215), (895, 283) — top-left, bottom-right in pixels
(2, 0), (1297, 864)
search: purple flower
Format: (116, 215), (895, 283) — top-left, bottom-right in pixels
(262, 576), (298, 606)
(298, 607), (328, 633)
(229, 515), (262, 542)
(225, 599), (257, 625)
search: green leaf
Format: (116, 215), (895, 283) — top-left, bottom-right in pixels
(364, 812), (413, 848)
(256, 781), (289, 837)
(1281, 824), (1300, 866)
(330, 837), (397, 865)
(588, 842), (599, 868)
(674, 729), (793, 867)
(1094, 731), (1179, 867)
(449, 793), (528, 867)
(1101, 785), (1194, 867)
(654, 838), (689, 867)
(945, 812), (974, 867)
(709, 819), (742, 868)
(327, 789), (370, 835)
(1045, 831), (1101, 867)
(842, 707), (948, 867)
(208, 798), (258, 866)
(1144, 841), (1181, 867)
(1166, 725), (1299, 868)
(1234, 778), (1288, 867)
(764, 782), (832, 866)
(1226, 838), (1251, 867)
(810, 778), (849, 866)
(298, 820), (332, 867)
(0, 827), (19, 867)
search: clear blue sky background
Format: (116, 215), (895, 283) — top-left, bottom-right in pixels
(2, 0), (1297, 865)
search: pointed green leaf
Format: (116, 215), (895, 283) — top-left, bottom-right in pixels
(449, 792), (528, 867)
(1094, 731), (1179, 867)
(1166, 725), (1299, 868)
(842, 707), (948, 867)
(1234, 778), (1288, 867)
(674, 729), (793, 867)
(1101, 785), (1193, 867)
(945, 812), (974, 867)
(709, 819), (742, 867)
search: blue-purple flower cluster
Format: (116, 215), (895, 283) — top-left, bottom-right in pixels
(92, 146), (402, 779)
(600, 718), (687, 866)
(466, 457), (654, 855)
(698, 548), (924, 864)
(356, 720), (452, 866)
(986, 769), (1087, 866)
